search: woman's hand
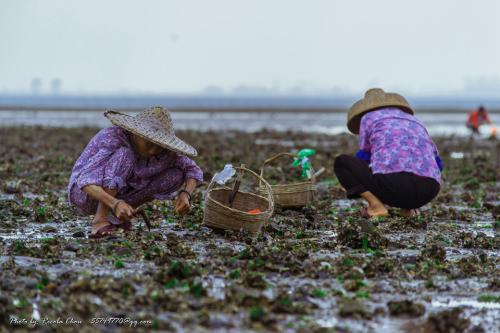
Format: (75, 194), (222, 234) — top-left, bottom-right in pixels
(114, 200), (134, 221)
(174, 192), (191, 215)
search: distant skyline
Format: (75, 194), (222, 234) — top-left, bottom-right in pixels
(1, 0), (500, 97)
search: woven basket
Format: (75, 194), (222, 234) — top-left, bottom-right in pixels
(203, 166), (274, 235)
(259, 152), (315, 208)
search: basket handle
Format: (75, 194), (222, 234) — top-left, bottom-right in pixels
(260, 152), (316, 183)
(228, 164), (245, 207)
(207, 166), (275, 213)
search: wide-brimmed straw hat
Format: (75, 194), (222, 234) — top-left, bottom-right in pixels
(347, 88), (414, 134)
(104, 106), (198, 157)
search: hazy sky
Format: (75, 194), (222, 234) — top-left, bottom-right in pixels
(1, 0), (500, 95)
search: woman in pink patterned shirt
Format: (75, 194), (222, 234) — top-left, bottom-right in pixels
(68, 107), (203, 238)
(334, 89), (441, 218)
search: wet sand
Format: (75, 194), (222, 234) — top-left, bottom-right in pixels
(0, 127), (499, 332)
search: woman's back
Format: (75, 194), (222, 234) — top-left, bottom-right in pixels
(359, 107), (441, 183)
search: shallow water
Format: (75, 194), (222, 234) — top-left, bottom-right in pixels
(1, 110), (499, 137)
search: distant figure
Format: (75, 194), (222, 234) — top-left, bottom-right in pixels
(466, 106), (491, 134)
(334, 88), (442, 218)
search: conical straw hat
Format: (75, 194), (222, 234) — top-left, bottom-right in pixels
(104, 106), (198, 157)
(347, 88), (413, 134)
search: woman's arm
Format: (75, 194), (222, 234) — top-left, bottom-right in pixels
(171, 154), (203, 214)
(184, 178), (197, 194)
(432, 143), (443, 172)
(358, 115), (372, 152)
(174, 178), (197, 214)
(174, 155), (204, 184)
(356, 115), (372, 162)
(83, 184), (134, 220)
(83, 185), (118, 208)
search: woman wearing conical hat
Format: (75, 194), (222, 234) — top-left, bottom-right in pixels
(334, 89), (442, 218)
(67, 107), (203, 238)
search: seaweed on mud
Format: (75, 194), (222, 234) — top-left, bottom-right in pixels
(0, 128), (499, 332)
(450, 255), (495, 278)
(337, 219), (388, 250)
(424, 308), (470, 333)
(155, 259), (201, 282)
(0, 295), (10, 325)
(388, 214), (429, 230)
(489, 278), (500, 290)
(243, 271), (269, 289)
(484, 202), (500, 219)
(421, 242), (447, 262)
(338, 298), (372, 319)
(459, 231), (498, 249)
(387, 299), (426, 317)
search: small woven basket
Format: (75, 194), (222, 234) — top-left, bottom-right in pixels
(203, 166), (274, 235)
(259, 152), (315, 208)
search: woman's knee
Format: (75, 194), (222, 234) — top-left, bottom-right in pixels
(413, 181), (440, 209)
(68, 184), (97, 215)
(334, 154), (352, 172)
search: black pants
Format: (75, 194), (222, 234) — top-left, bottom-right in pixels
(334, 155), (440, 209)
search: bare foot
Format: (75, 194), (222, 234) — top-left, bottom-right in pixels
(361, 205), (389, 218)
(359, 191), (389, 218)
(91, 216), (114, 236)
(401, 209), (419, 218)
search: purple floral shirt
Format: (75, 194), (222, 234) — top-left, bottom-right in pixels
(67, 126), (203, 204)
(359, 108), (441, 183)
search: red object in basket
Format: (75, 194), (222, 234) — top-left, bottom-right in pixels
(247, 209), (262, 215)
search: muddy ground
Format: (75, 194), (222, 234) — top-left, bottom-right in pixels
(0, 127), (499, 333)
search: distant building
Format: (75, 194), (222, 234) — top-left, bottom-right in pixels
(201, 85), (225, 95)
(50, 78), (62, 95)
(30, 78), (42, 94)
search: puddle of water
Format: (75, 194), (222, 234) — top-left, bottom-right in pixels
(0, 254), (158, 279)
(386, 232), (426, 245)
(0, 222), (74, 240)
(332, 199), (353, 209)
(432, 298), (500, 309)
(202, 276), (227, 301)
(316, 317), (338, 328)
(451, 152), (465, 159)
(385, 249), (421, 263)
(446, 248), (500, 264)
(309, 250), (341, 261)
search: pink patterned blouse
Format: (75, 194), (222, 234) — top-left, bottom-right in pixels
(358, 107), (441, 183)
(67, 126), (203, 215)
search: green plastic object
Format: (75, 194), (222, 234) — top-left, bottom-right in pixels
(297, 149), (316, 158)
(292, 149), (316, 179)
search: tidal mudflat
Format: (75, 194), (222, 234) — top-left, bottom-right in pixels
(0, 127), (499, 332)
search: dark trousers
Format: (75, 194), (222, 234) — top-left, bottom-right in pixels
(334, 154), (440, 209)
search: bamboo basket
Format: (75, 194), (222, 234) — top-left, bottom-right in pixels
(259, 152), (315, 208)
(203, 166), (274, 235)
